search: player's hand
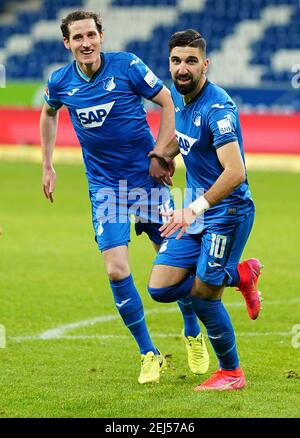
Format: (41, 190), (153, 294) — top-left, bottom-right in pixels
(42, 166), (56, 203)
(149, 156), (173, 186)
(168, 158), (176, 177)
(159, 207), (196, 240)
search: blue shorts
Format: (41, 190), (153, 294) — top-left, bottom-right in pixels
(89, 184), (173, 251)
(154, 213), (255, 286)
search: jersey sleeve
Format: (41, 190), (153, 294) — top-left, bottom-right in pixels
(127, 54), (163, 100)
(207, 103), (238, 149)
(43, 74), (63, 110)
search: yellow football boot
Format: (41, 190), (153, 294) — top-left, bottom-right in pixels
(182, 331), (209, 375)
(138, 350), (167, 384)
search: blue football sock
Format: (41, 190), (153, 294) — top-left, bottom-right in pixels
(177, 296), (201, 338)
(191, 296), (239, 370)
(109, 274), (157, 355)
(225, 265), (240, 287)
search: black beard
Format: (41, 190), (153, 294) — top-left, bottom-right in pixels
(174, 77), (198, 95)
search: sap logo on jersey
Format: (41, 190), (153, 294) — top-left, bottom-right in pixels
(175, 130), (197, 156)
(76, 101), (115, 128)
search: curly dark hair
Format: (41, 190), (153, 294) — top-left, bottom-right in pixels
(60, 10), (102, 39)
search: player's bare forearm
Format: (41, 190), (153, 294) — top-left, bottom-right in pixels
(149, 87), (178, 184)
(40, 104), (58, 166)
(40, 104), (58, 202)
(204, 142), (246, 206)
(151, 86), (179, 163)
(151, 86), (175, 151)
(155, 105), (175, 152)
(150, 136), (179, 163)
(204, 167), (245, 206)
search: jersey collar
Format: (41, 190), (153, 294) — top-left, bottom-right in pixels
(74, 53), (105, 82)
(182, 79), (210, 107)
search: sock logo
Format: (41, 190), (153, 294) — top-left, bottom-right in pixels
(116, 298), (131, 308)
(208, 262), (222, 268)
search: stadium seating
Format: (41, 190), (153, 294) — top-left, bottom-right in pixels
(0, 0), (299, 109)
(112, 0), (177, 4)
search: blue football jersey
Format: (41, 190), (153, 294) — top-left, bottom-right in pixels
(172, 80), (255, 233)
(44, 52), (163, 190)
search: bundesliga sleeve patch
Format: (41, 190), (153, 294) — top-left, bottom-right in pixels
(44, 86), (49, 99)
(144, 69), (158, 88)
(217, 117), (232, 135)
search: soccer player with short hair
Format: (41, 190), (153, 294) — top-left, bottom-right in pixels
(148, 29), (263, 391)
(40, 12), (208, 384)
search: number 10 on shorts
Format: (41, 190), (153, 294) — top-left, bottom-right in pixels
(209, 234), (227, 258)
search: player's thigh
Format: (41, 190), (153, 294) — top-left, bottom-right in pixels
(196, 213), (255, 287)
(149, 232), (201, 288)
(149, 265), (191, 288)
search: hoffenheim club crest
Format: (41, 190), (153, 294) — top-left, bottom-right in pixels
(193, 111), (201, 127)
(102, 77), (116, 91)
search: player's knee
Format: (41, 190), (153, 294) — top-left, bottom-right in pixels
(106, 263), (130, 282)
(147, 285), (173, 302)
(148, 284), (186, 303)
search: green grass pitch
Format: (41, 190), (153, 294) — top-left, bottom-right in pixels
(0, 161), (299, 418)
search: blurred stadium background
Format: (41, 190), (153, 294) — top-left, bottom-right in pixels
(0, 0), (299, 160)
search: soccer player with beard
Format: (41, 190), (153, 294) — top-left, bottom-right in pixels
(40, 13), (209, 385)
(147, 29), (263, 391)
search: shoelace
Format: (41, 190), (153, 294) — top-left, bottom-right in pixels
(141, 355), (155, 373)
(188, 338), (206, 359)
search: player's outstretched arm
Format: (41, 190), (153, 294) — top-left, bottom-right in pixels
(40, 103), (58, 203)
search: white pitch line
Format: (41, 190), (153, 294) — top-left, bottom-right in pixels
(8, 298), (300, 343)
(10, 331), (294, 342)
(39, 314), (121, 339)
